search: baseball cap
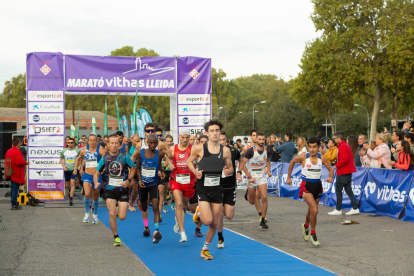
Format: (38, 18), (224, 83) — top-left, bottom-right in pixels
(179, 128), (190, 136)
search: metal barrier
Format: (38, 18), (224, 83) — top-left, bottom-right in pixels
(0, 159), (11, 189)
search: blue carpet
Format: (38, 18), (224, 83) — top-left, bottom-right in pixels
(99, 207), (335, 276)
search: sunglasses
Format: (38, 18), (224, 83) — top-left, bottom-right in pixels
(146, 129), (155, 133)
(156, 134), (162, 137)
(68, 142), (74, 144)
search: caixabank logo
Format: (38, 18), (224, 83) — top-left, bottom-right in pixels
(28, 102), (64, 112)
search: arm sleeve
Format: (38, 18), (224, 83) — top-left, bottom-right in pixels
(60, 149), (65, 159)
(274, 143), (287, 152)
(96, 158), (105, 171)
(244, 148), (254, 160)
(334, 147), (348, 168)
(393, 151), (398, 161)
(15, 151), (28, 166)
(395, 154), (410, 170)
(324, 148), (337, 163)
(366, 149), (379, 160)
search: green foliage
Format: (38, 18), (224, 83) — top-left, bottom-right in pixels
(1, 73), (26, 108)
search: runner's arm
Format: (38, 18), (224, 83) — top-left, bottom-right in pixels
(186, 145), (200, 175)
(287, 155), (305, 179)
(223, 147), (234, 176)
(241, 148), (254, 178)
(167, 146), (175, 170)
(135, 152), (142, 183)
(130, 141), (141, 162)
(60, 158), (66, 171)
(94, 158), (105, 186)
(74, 148), (85, 173)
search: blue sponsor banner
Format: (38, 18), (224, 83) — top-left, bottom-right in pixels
(279, 163), (302, 200)
(360, 169), (413, 219)
(319, 167), (335, 206)
(400, 182), (414, 222)
(324, 167), (368, 210)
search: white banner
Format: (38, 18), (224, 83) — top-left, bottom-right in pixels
(178, 105), (210, 116)
(178, 94), (210, 105)
(178, 115), (210, 127)
(29, 158), (62, 169)
(28, 102), (64, 112)
(29, 169), (64, 180)
(28, 113), (65, 124)
(28, 125), (65, 135)
(28, 147), (63, 158)
(28, 136), (65, 147)
(178, 127), (206, 136)
(27, 91), (64, 102)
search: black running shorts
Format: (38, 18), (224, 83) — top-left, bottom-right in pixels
(222, 188), (237, 206)
(299, 181), (323, 200)
(189, 186), (198, 205)
(197, 189), (223, 204)
(104, 189), (129, 202)
(139, 185), (159, 203)
(159, 171), (171, 185)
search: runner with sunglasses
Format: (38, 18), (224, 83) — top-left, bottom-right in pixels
(60, 137), (80, 206)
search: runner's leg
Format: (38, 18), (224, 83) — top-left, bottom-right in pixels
(257, 184), (268, 219)
(247, 186), (256, 205)
(106, 198), (118, 235)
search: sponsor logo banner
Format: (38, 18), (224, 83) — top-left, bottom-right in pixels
(28, 147), (62, 158)
(28, 136), (64, 147)
(28, 180), (64, 191)
(29, 158), (61, 169)
(178, 105), (210, 115)
(178, 115), (210, 127)
(28, 125), (64, 135)
(177, 57), (211, 95)
(28, 113), (64, 124)
(28, 102), (64, 112)
(27, 91), (64, 102)
(29, 169), (63, 180)
(178, 127), (206, 136)
(26, 52), (64, 91)
(29, 190), (64, 200)
(178, 94), (210, 105)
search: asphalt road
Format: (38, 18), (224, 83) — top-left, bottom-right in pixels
(1, 189), (414, 275)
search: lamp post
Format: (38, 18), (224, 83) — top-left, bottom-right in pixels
(253, 101), (266, 129)
(354, 104), (370, 141)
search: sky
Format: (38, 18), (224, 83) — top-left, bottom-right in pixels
(0, 0), (319, 91)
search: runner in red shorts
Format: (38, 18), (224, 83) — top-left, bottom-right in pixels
(168, 128), (197, 243)
(286, 137), (334, 247)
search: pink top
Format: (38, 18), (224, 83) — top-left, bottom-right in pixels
(366, 143), (392, 169)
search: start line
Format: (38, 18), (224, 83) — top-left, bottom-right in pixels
(99, 207), (335, 275)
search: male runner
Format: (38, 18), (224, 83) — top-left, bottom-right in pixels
(74, 134), (106, 224)
(95, 134), (135, 246)
(187, 120), (233, 260)
(199, 135), (208, 144)
(135, 134), (165, 244)
(189, 135), (196, 145)
(217, 130), (242, 248)
(286, 137), (334, 246)
(116, 131), (128, 153)
(242, 131), (271, 229)
(103, 135), (109, 147)
(160, 134), (174, 214)
(128, 134), (140, 211)
(60, 137), (80, 206)
(195, 131), (203, 145)
(155, 127), (163, 141)
(168, 128), (197, 242)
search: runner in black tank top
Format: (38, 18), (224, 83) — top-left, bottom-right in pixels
(186, 119), (234, 261)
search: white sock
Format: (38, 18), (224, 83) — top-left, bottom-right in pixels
(181, 231), (186, 238)
(202, 242), (210, 250)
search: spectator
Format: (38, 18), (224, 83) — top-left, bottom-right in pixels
(324, 139), (338, 165)
(243, 137), (248, 146)
(297, 137), (308, 155)
(347, 135), (359, 162)
(5, 138), (28, 210)
(402, 121), (412, 133)
(355, 135), (368, 167)
(328, 131), (359, 216)
(97, 134), (102, 142)
(236, 139), (242, 149)
(388, 141), (414, 170)
(274, 132), (295, 163)
(404, 133), (414, 153)
(361, 141), (379, 168)
(363, 134), (392, 169)
(390, 131), (403, 161)
(269, 134), (276, 146)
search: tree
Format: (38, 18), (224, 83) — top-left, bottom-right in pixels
(309, 0), (414, 140)
(1, 73), (26, 108)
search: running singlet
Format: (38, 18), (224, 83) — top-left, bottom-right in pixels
(140, 148), (159, 187)
(245, 146), (267, 180)
(170, 144), (196, 186)
(97, 152), (134, 191)
(85, 144), (101, 169)
(301, 153), (322, 183)
(119, 143), (126, 153)
(221, 145), (240, 190)
(196, 143), (225, 192)
(60, 148), (80, 171)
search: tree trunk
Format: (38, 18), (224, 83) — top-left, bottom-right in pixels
(370, 84), (382, 142)
(393, 92), (398, 131)
(327, 104), (335, 136)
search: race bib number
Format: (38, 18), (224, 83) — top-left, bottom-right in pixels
(66, 158), (75, 163)
(86, 159), (97, 168)
(109, 176), (123, 187)
(204, 174), (220, 187)
(142, 167), (156, 178)
(307, 169), (321, 179)
(251, 169), (263, 178)
(176, 173), (191, 184)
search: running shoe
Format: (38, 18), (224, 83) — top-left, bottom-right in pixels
(180, 233), (187, 243)
(173, 223), (180, 234)
(195, 228), (203, 237)
(193, 206), (201, 224)
(143, 227), (151, 237)
(171, 202), (176, 211)
(259, 216), (268, 223)
(302, 224), (309, 241)
(163, 205), (168, 213)
(93, 214), (99, 224)
(114, 237), (121, 246)
(83, 213), (89, 223)
(217, 240), (225, 249)
(69, 199), (73, 206)
(129, 205), (136, 212)
(201, 249), (213, 260)
(310, 234), (320, 246)
(153, 231), (162, 244)
(259, 219), (268, 229)
(244, 188), (248, 201)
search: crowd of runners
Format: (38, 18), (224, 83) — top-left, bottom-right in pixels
(59, 119), (338, 260)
